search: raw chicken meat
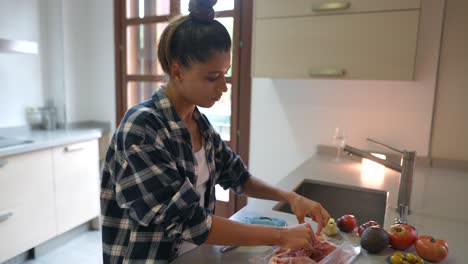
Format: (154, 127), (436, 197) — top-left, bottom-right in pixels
(308, 240), (337, 261)
(269, 248), (317, 264)
(269, 240), (337, 264)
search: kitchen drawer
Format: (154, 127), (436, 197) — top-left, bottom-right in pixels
(0, 150), (54, 207)
(52, 140), (100, 234)
(0, 150), (56, 263)
(253, 10), (419, 80)
(255, 0), (421, 19)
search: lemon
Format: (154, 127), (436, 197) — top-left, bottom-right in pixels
(393, 252), (405, 259)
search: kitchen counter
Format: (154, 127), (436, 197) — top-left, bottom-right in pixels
(0, 123), (105, 158)
(174, 154), (468, 263)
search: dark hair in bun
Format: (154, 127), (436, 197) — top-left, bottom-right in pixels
(157, 0), (231, 76)
(189, 0), (217, 22)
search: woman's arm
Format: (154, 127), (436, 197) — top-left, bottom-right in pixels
(205, 215), (315, 249)
(242, 176), (330, 234)
(242, 175), (296, 202)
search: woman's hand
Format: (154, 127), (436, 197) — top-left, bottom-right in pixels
(278, 223), (316, 249)
(286, 192), (330, 235)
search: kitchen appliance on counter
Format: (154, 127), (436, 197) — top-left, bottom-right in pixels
(26, 106), (58, 130)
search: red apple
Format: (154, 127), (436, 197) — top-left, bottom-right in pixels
(336, 214), (358, 233)
(387, 223), (418, 250)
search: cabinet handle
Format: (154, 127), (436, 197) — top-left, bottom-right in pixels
(308, 68), (346, 77)
(0, 159), (7, 168)
(312, 1), (351, 12)
(0, 211), (13, 223)
(64, 145), (84, 153)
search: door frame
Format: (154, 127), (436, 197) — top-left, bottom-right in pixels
(233, 0), (253, 213)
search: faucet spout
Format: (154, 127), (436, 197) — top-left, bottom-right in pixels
(343, 142), (416, 224)
(343, 145), (402, 172)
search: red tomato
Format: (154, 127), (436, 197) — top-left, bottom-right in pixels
(415, 235), (449, 263)
(387, 223), (418, 250)
(336, 215), (357, 233)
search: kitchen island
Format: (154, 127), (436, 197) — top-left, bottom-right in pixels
(174, 153), (468, 263)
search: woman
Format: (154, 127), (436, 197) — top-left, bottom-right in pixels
(101, 0), (330, 263)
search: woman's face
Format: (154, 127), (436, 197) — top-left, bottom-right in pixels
(177, 51), (231, 108)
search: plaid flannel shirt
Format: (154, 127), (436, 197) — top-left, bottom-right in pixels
(100, 87), (251, 263)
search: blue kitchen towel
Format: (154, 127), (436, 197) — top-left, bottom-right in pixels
(243, 216), (287, 227)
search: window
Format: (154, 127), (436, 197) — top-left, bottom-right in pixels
(116, 0), (237, 141)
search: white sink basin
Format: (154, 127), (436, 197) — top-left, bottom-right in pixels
(0, 136), (34, 149)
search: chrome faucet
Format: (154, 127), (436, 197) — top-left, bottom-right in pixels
(343, 138), (416, 224)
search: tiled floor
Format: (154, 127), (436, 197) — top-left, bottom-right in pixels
(24, 231), (102, 264)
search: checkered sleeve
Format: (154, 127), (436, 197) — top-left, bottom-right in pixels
(213, 131), (251, 194)
(114, 125), (212, 245)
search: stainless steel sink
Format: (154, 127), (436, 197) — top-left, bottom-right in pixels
(273, 179), (388, 225)
(0, 136), (34, 149)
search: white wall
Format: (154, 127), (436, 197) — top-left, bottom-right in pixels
(39, 0), (66, 126)
(62, 0), (116, 129)
(431, 0), (468, 161)
(0, 0), (115, 129)
(0, 0), (44, 127)
(249, 0), (446, 184)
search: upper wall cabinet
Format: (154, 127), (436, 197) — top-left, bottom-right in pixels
(255, 0), (421, 18)
(252, 0), (421, 80)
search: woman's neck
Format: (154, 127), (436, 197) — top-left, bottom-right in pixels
(166, 81), (195, 124)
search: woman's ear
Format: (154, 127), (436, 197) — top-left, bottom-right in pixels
(170, 62), (182, 81)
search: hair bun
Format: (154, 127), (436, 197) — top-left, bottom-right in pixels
(189, 0), (217, 22)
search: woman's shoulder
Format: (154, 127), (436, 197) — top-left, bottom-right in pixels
(123, 100), (164, 123)
(116, 100), (170, 147)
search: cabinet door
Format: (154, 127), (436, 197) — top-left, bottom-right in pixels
(256, 0), (421, 18)
(52, 140), (100, 234)
(0, 150), (56, 263)
(253, 10), (419, 80)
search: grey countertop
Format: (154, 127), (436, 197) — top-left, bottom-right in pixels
(174, 154), (468, 263)
(0, 123), (106, 158)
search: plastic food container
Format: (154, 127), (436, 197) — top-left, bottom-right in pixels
(248, 243), (360, 264)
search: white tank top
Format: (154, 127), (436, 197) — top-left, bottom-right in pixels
(178, 146), (210, 255)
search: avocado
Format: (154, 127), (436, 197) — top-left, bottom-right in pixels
(360, 226), (390, 254)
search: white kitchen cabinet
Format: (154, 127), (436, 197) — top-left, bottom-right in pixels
(253, 1), (421, 80)
(52, 140), (100, 234)
(0, 150), (56, 263)
(255, 0), (421, 18)
(253, 10), (420, 80)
